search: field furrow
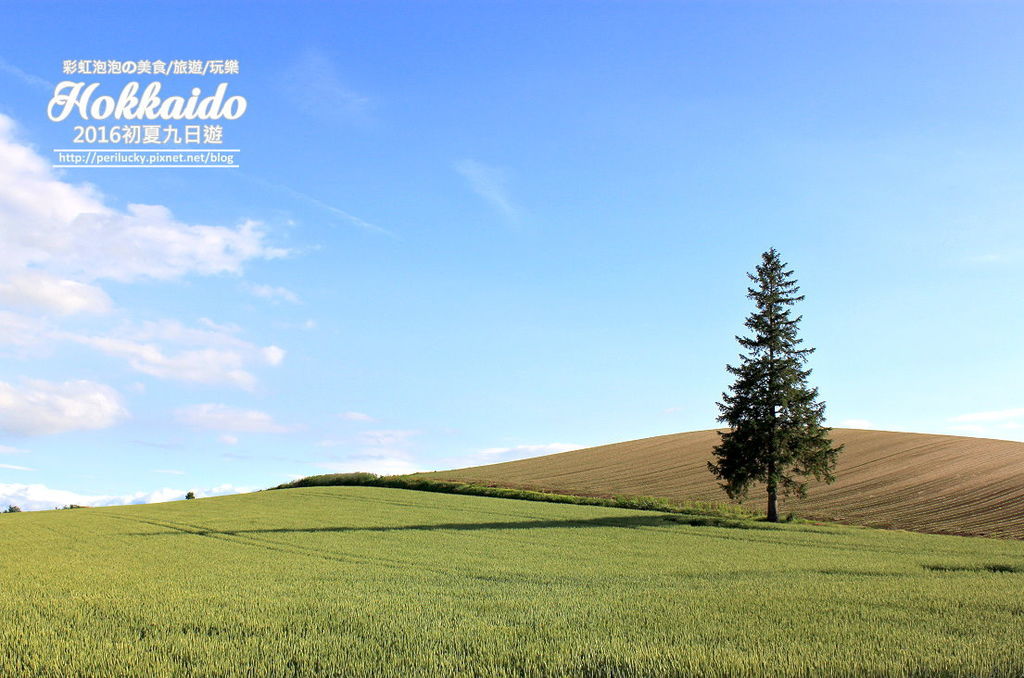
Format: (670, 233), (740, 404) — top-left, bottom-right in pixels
(425, 429), (1024, 538)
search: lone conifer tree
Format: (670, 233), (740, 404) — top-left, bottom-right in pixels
(708, 248), (842, 522)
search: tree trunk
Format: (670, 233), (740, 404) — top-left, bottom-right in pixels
(766, 459), (779, 522)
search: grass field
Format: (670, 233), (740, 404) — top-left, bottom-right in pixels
(425, 429), (1024, 539)
(3, 486), (1024, 677)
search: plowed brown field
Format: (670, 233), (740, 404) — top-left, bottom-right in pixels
(426, 429), (1024, 539)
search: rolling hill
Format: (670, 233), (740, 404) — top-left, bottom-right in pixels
(3, 486), (1024, 676)
(424, 429), (1024, 539)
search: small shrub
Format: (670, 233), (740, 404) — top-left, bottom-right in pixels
(185, 491), (196, 500)
(3, 505), (22, 513)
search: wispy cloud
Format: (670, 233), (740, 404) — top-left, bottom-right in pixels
(284, 50), (370, 122)
(0, 463), (33, 471)
(60, 319), (285, 391)
(340, 411), (376, 422)
(950, 408), (1024, 423)
(966, 250), (1023, 265)
(476, 443), (581, 460)
(0, 482), (253, 512)
(313, 456), (422, 476)
(357, 429), (418, 447)
(242, 173), (395, 238)
(455, 159), (520, 222)
(0, 57), (52, 90)
(436, 441), (582, 471)
(948, 407), (1024, 441)
(314, 427), (424, 475)
(175, 403), (292, 434)
(245, 283), (300, 304)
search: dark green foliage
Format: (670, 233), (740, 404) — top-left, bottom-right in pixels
(270, 473), (754, 520)
(709, 248), (842, 522)
(185, 491), (196, 500)
(924, 563), (1023, 574)
(57, 504), (87, 510)
(3, 505), (21, 513)
(273, 472), (379, 489)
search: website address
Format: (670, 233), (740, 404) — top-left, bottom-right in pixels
(53, 149), (239, 168)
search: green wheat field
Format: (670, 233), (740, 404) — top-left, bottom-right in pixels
(3, 486), (1024, 677)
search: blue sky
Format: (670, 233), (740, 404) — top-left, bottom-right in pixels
(1, 2), (1022, 509)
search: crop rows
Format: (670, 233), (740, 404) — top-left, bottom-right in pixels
(2, 486), (1024, 676)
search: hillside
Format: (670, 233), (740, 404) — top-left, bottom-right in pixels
(424, 429), (1024, 539)
(3, 486), (1024, 677)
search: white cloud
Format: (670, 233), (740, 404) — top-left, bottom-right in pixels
(340, 411), (375, 422)
(202, 483), (254, 497)
(476, 443), (581, 460)
(0, 379), (128, 435)
(71, 336), (258, 389)
(246, 283), (300, 304)
(261, 345), (286, 366)
(219, 434), (239, 445)
(314, 456), (422, 476)
(314, 425), (423, 475)
(947, 408), (1024, 442)
(0, 113), (286, 315)
(1, 314), (283, 389)
(62, 319), (284, 390)
(455, 159), (519, 221)
(0, 482), (252, 512)
(837, 419), (875, 429)
(0, 445), (29, 454)
(949, 408), (1024, 423)
(0, 463), (33, 471)
(176, 403), (290, 433)
(7, 203), (284, 284)
(0, 272), (112, 315)
(0, 310), (50, 349)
